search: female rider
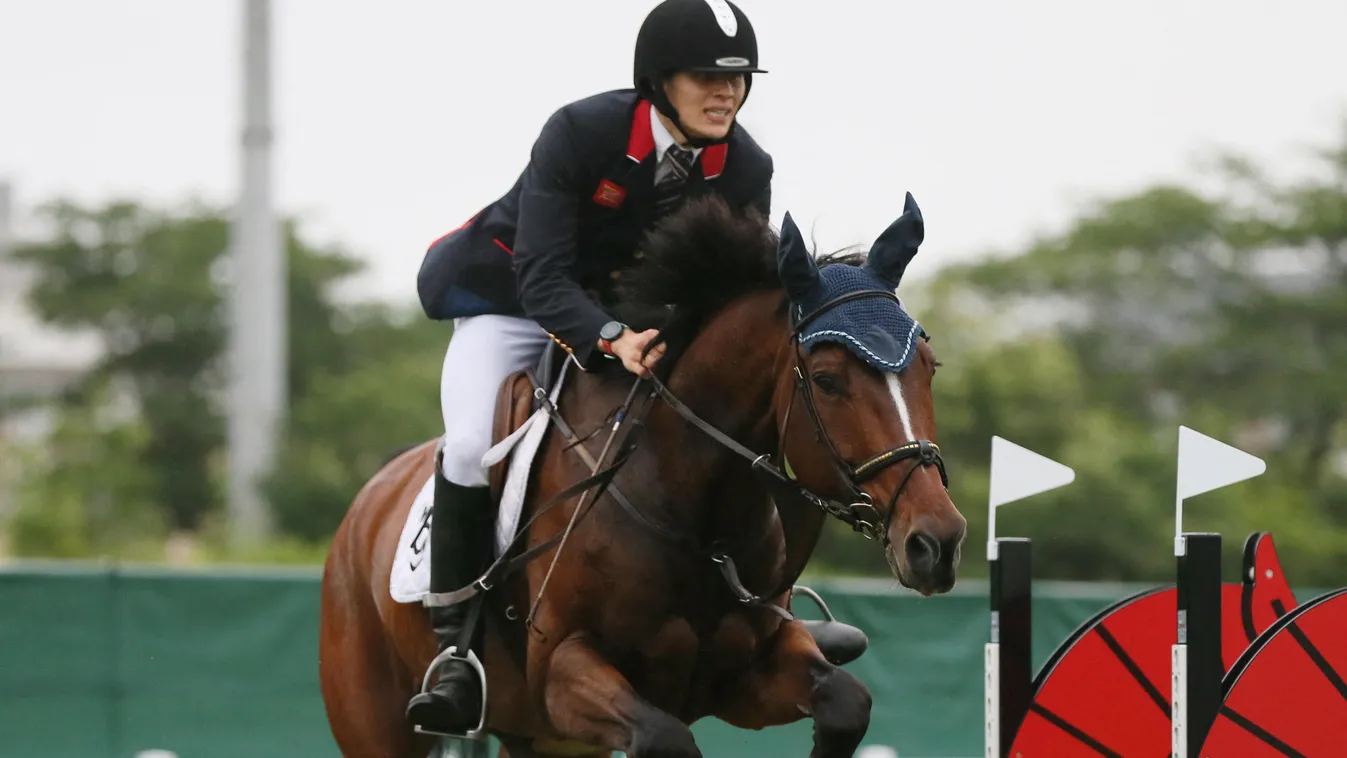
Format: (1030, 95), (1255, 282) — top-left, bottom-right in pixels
(408, 0), (774, 737)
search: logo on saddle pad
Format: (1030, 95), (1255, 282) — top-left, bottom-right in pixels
(777, 192), (929, 373)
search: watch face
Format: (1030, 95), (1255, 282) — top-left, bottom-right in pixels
(601, 322), (624, 340)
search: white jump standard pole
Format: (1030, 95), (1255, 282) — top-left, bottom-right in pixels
(983, 436), (1075, 758)
(1170, 425), (1266, 758)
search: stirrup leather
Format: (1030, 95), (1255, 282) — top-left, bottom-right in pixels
(413, 645), (489, 741)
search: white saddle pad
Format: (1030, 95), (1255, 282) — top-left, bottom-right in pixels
(389, 360), (572, 604)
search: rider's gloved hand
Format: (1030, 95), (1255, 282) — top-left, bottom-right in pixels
(607, 328), (665, 378)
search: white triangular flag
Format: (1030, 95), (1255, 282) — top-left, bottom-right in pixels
(1176, 425), (1266, 500)
(989, 436), (1076, 508)
(1173, 425), (1266, 555)
(987, 436), (1076, 560)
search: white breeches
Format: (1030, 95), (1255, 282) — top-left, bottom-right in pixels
(439, 314), (553, 487)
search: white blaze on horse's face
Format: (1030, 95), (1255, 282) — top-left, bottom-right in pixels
(885, 373), (917, 443)
(873, 348), (966, 597)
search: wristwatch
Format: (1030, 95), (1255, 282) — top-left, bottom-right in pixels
(598, 321), (627, 357)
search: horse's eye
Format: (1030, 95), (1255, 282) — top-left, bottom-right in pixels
(812, 372), (842, 396)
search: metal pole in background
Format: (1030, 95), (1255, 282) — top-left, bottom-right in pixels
(0, 181), (11, 251)
(227, 0), (284, 547)
(0, 182), (15, 528)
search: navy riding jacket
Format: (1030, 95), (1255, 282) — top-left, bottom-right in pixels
(416, 88), (774, 367)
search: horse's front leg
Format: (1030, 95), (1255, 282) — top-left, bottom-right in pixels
(714, 618), (872, 758)
(541, 632), (701, 758)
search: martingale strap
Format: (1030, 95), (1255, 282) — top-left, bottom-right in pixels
(546, 373), (796, 620)
(530, 375), (707, 557)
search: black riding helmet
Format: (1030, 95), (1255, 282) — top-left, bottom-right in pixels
(633, 0), (767, 148)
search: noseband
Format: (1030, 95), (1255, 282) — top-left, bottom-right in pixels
(651, 288), (950, 548)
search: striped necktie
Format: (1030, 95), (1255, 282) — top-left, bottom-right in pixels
(653, 145), (697, 220)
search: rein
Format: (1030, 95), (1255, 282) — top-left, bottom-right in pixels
(423, 288), (950, 629)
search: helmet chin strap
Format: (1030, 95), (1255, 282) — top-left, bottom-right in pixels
(647, 75), (753, 149)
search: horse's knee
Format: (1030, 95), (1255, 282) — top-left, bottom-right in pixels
(627, 707), (701, 758)
(812, 666), (872, 744)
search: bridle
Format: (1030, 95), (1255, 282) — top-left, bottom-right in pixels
(790, 288), (950, 541)
(651, 287), (950, 549)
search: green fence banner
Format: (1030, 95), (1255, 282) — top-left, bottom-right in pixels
(0, 563), (1147, 758)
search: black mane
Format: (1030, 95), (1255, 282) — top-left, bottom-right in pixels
(611, 195), (779, 329)
(606, 195), (866, 377)
(612, 195), (863, 330)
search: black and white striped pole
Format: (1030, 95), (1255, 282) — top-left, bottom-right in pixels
(1170, 425), (1266, 758)
(984, 436), (1076, 758)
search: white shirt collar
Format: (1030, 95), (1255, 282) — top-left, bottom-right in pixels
(650, 103), (702, 163)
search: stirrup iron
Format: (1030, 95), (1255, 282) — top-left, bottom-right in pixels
(413, 646), (489, 742)
(791, 585), (870, 665)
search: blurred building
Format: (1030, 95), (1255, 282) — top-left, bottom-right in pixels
(0, 181), (102, 434)
(0, 181), (103, 536)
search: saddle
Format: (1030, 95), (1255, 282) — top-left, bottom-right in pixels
(487, 341), (567, 506)
(482, 341), (869, 666)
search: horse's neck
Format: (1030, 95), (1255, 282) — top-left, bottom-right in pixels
(652, 292), (828, 566)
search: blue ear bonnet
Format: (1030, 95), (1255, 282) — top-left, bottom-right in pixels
(793, 266), (925, 372)
(777, 192), (929, 374)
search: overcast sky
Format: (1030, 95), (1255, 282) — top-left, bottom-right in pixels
(3, 0), (1347, 306)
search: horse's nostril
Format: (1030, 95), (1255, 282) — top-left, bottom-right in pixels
(905, 531), (941, 573)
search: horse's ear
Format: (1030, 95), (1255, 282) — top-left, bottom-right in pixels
(865, 191), (925, 289)
(777, 212), (822, 303)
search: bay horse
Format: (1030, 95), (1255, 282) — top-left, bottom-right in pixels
(319, 192), (967, 758)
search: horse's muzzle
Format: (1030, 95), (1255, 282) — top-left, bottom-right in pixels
(891, 518), (966, 596)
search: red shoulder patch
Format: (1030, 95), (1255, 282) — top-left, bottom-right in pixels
(593, 179), (627, 209)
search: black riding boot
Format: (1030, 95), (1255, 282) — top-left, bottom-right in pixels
(406, 467), (495, 736)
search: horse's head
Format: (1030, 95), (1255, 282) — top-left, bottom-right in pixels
(613, 193), (965, 594)
(775, 193), (966, 595)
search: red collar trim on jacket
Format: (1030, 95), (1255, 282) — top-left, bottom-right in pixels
(626, 100), (656, 163)
(701, 143), (727, 180)
(627, 99), (728, 180)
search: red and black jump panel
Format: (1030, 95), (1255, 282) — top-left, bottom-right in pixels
(993, 532), (1299, 757)
(1199, 586), (1347, 757)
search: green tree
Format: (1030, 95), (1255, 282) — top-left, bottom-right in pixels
(262, 304), (448, 541)
(901, 120), (1347, 585)
(7, 380), (164, 558)
(7, 197), (430, 553)
(13, 201), (230, 532)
